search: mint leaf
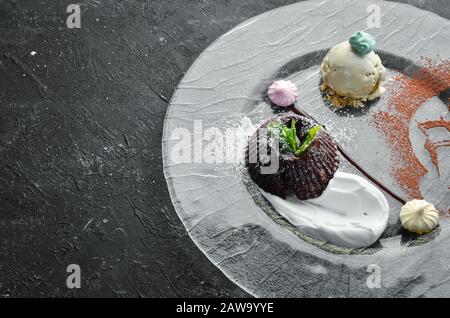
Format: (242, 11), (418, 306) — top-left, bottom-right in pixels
(267, 121), (294, 153)
(283, 119), (300, 152)
(267, 120), (321, 156)
(295, 125), (321, 155)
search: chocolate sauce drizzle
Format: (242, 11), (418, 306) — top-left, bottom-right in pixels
(289, 105), (407, 205)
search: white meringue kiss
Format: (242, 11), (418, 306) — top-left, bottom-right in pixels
(267, 80), (298, 107)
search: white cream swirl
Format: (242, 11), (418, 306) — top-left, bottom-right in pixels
(400, 199), (439, 234)
(267, 80), (298, 107)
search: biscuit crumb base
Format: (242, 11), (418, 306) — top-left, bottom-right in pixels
(320, 83), (364, 109)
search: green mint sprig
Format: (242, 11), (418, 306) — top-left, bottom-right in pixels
(295, 124), (321, 155)
(267, 119), (321, 156)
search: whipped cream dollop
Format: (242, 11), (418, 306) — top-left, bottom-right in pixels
(349, 31), (375, 55)
(400, 199), (439, 234)
(259, 171), (389, 248)
(267, 80), (298, 107)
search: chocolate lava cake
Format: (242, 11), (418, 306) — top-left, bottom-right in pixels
(246, 114), (340, 200)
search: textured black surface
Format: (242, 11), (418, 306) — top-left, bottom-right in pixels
(0, 0), (447, 298)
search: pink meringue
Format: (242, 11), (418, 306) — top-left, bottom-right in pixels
(267, 80), (298, 107)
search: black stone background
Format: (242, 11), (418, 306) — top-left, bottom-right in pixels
(0, 0), (448, 298)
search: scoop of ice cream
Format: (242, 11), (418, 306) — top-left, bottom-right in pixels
(320, 37), (386, 101)
(400, 199), (439, 235)
(267, 80), (298, 107)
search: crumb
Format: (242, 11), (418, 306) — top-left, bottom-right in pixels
(320, 83), (364, 108)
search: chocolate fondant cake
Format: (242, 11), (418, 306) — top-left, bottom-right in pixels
(246, 114), (340, 200)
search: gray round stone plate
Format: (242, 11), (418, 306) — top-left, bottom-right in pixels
(162, 0), (450, 297)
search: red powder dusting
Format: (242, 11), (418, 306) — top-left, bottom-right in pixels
(418, 118), (450, 176)
(371, 58), (450, 204)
